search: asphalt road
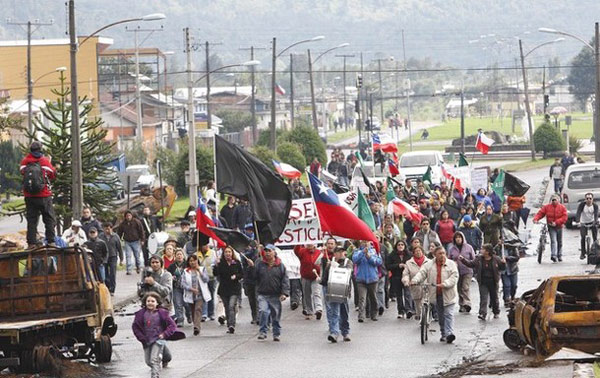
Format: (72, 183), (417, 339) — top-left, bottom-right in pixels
(97, 167), (592, 378)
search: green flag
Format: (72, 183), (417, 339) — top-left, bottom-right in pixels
(458, 153), (469, 167)
(386, 177), (396, 202)
(357, 189), (376, 231)
(422, 165), (432, 184)
(491, 169), (505, 199)
(355, 151), (364, 167)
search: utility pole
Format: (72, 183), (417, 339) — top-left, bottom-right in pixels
(402, 29), (413, 151)
(270, 37), (277, 150)
(239, 46), (267, 144)
(68, 0), (83, 219)
(376, 59), (385, 124)
(290, 54), (295, 129)
(7, 18), (53, 136)
(594, 22), (600, 163)
(394, 60), (399, 112)
(308, 49), (318, 131)
(460, 88), (465, 154)
(542, 65), (547, 115)
(519, 39), (536, 161)
(185, 27), (198, 206)
(360, 53), (366, 133)
(356, 73), (363, 149)
(336, 54), (354, 131)
(205, 41), (211, 130)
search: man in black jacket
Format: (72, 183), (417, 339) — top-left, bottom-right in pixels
(141, 206), (162, 267)
(100, 222), (123, 294)
(84, 227), (108, 283)
(575, 193), (599, 259)
(232, 199), (253, 231)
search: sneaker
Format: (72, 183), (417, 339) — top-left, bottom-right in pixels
(478, 314), (486, 321)
(493, 314), (500, 319)
(273, 336), (280, 342)
(218, 316), (226, 325)
(459, 306), (465, 313)
(250, 320), (256, 325)
(47, 242), (56, 247)
(327, 334), (338, 343)
(302, 310), (308, 316)
(371, 317), (378, 321)
(193, 327), (200, 336)
(440, 336), (446, 342)
(558, 256), (563, 262)
(305, 315), (313, 320)
(186, 316), (192, 324)
(126, 272), (132, 275)
(343, 335), (351, 342)
(406, 311), (413, 319)
(581, 251), (586, 260)
(201, 316), (207, 322)
(316, 311), (322, 320)
(136, 267), (140, 274)
(446, 334), (456, 344)
(378, 307), (384, 316)
(176, 322), (183, 328)
(551, 256), (557, 263)
(257, 333), (267, 340)
(397, 313), (404, 319)
(414, 315), (421, 321)
(358, 318), (364, 323)
(228, 326), (235, 334)
(162, 361), (169, 368)
(391, 298), (396, 302)
(209, 316), (216, 321)
(291, 302), (299, 311)
(464, 305), (471, 313)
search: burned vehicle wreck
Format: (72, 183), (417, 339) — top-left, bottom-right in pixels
(504, 275), (600, 356)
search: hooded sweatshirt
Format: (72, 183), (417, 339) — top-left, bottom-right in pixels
(447, 231), (475, 276)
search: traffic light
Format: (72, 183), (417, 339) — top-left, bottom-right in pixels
(355, 100), (360, 113)
(544, 95), (550, 112)
(356, 75), (363, 88)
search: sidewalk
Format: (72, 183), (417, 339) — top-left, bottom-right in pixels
(112, 268), (143, 309)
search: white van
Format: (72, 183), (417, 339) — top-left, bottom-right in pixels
(398, 150), (445, 185)
(561, 163), (600, 228)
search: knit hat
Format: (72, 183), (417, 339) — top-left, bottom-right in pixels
(30, 141), (43, 152)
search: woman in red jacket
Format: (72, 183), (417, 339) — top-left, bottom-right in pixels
(435, 210), (456, 249)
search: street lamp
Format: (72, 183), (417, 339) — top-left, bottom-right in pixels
(518, 37), (564, 161)
(270, 36), (324, 149)
(186, 60), (260, 206)
(68, 0), (165, 219)
(540, 24), (600, 163)
(28, 67), (67, 134)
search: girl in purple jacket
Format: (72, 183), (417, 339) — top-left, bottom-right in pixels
(132, 292), (177, 377)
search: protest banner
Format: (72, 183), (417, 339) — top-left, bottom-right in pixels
(470, 167), (489, 192)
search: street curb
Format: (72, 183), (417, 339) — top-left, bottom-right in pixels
(113, 295), (138, 310)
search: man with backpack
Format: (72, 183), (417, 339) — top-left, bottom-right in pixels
(20, 141), (57, 248)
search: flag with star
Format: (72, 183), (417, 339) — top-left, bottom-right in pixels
(308, 172), (379, 250)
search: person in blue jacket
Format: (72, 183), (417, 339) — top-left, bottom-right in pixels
(352, 241), (382, 322)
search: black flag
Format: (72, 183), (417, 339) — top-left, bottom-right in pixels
(504, 172), (530, 197)
(215, 135), (292, 243)
(208, 227), (253, 252)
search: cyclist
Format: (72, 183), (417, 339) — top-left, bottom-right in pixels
(575, 193), (598, 260)
(533, 194), (567, 262)
(411, 246), (459, 344)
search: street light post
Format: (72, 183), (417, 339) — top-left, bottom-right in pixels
(269, 36), (324, 150)
(28, 67), (67, 135)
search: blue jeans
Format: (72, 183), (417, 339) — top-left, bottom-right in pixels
(173, 287), (190, 325)
(106, 256), (118, 293)
(202, 280), (216, 318)
(548, 226), (563, 259)
(553, 178), (562, 193)
(258, 294), (282, 337)
(124, 240), (142, 273)
(323, 287), (350, 337)
(97, 264), (106, 282)
(390, 277), (414, 314)
(501, 273), (518, 301)
(436, 295), (455, 338)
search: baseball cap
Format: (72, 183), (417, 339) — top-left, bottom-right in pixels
(463, 215), (472, 222)
(71, 220), (82, 227)
(264, 244), (276, 251)
(89, 226), (98, 233)
(244, 223), (254, 229)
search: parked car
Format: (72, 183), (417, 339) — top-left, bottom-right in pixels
(398, 150), (445, 185)
(503, 275), (600, 356)
(364, 116), (381, 131)
(561, 163), (600, 228)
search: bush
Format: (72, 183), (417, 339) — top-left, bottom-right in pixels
(281, 125), (327, 166)
(257, 128), (285, 147)
(216, 109), (252, 133)
(124, 140), (148, 165)
(173, 144), (214, 196)
(533, 121), (565, 157)
(276, 142), (306, 171)
(568, 135), (582, 154)
(251, 145), (279, 169)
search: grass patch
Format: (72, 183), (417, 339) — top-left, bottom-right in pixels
(426, 117), (520, 141)
(501, 158), (553, 172)
(165, 196), (192, 223)
(327, 129), (358, 143)
(532, 113), (593, 140)
(2, 197), (24, 208)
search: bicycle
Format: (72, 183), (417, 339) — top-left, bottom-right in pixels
(537, 223), (547, 264)
(575, 222), (598, 264)
(420, 284), (435, 344)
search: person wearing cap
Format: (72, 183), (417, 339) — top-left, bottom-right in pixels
(116, 210), (145, 275)
(533, 194), (567, 262)
(458, 214), (483, 254)
(20, 140), (57, 248)
(83, 227), (109, 282)
(62, 220), (88, 247)
(256, 244), (290, 341)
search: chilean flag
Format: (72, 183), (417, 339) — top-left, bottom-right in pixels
(272, 159), (302, 179)
(372, 133), (398, 153)
(308, 173), (379, 251)
(387, 197), (423, 223)
(475, 131), (494, 154)
(196, 198), (226, 248)
(275, 83), (286, 96)
(388, 154), (399, 177)
(441, 165), (464, 195)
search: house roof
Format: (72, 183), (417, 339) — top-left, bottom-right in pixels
(174, 86), (253, 100)
(99, 92), (160, 127)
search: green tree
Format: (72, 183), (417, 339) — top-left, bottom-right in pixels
(256, 128), (285, 147)
(0, 97), (22, 133)
(281, 125), (327, 165)
(250, 145), (278, 169)
(124, 140), (148, 165)
(8, 72), (120, 226)
(276, 142), (305, 171)
(173, 144), (214, 196)
(215, 109), (252, 133)
(154, 144), (179, 187)
(533, 120), (566, 158)
(0, 141), (22, 199)
(567, 37), (595, 111)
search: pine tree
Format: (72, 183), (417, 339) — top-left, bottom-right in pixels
(15, 71), (120, 227)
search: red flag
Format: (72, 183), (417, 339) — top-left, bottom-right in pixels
(475, 131), (494, 154)
(275, 83), (286, 96)
(387, 198), (423, 223)
(441, 165), (464, 195)
(196, 200), (226, 248)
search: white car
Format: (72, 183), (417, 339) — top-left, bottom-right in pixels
(398, 150), (445, 185)
(561, 163), (600, 228)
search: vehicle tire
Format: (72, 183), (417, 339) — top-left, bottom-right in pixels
(503, 328), (523, 351)
(537, 245), (543, 264)
(95, 335), (112, 363)
(420, 304), (428, 345)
